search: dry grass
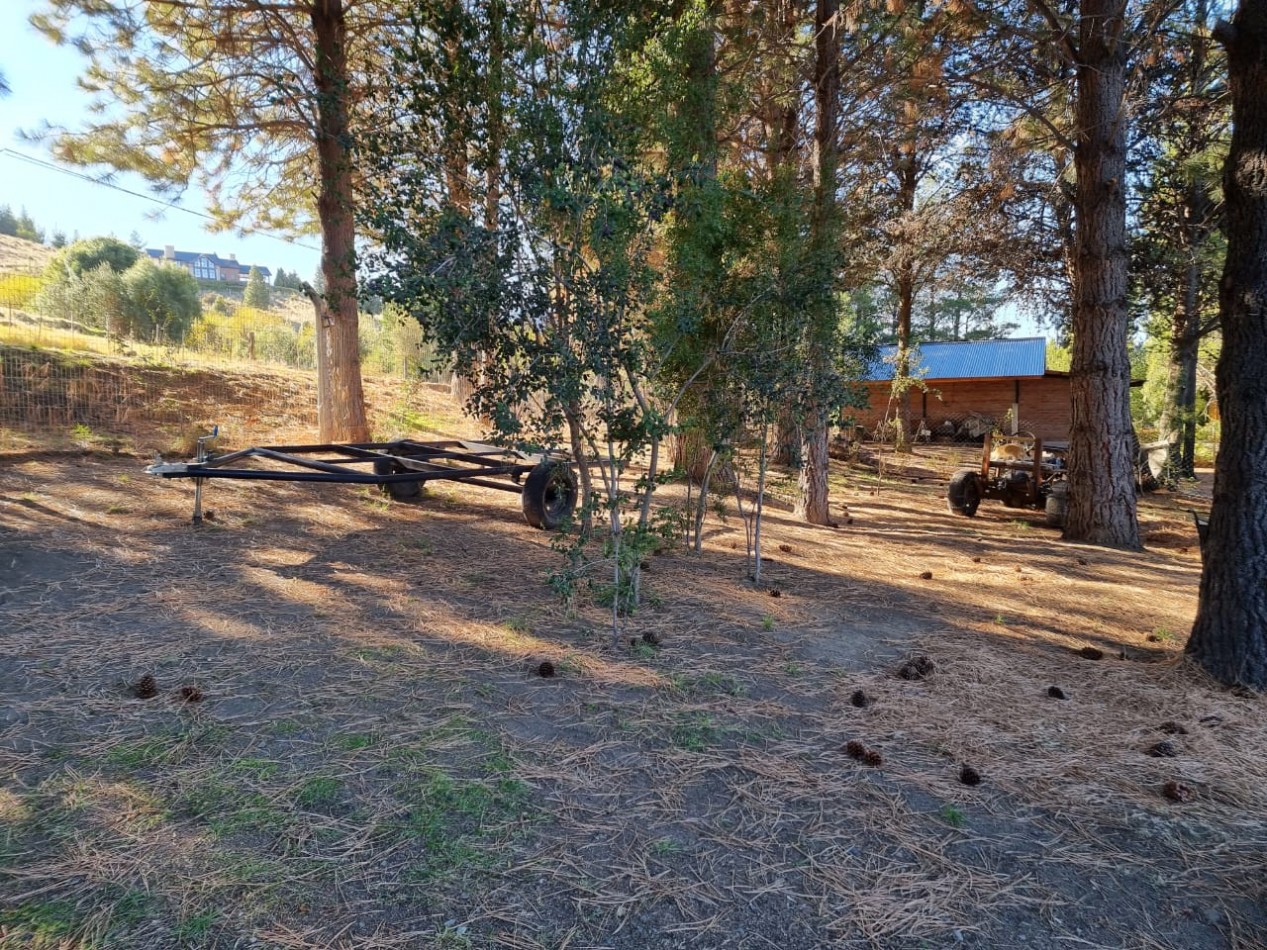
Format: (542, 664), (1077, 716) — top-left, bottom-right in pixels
(0, 235), (53, 274)
(0, 416), (1262, 948)
(0, 343), (464, 457)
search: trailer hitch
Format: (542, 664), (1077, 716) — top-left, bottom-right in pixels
(191, 425), (219, 525)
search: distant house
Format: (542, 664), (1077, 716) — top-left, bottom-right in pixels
(856, 337), (1077, 443)
(144, 246), (271, 284)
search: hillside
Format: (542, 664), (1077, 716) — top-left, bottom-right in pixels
(0, 236), (317, 327)
(0, 233), (54, 273)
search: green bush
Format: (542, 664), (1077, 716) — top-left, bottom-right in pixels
(82, 264), (129, 335)
(43, 237), (138, 280)
(122, 259), (201, 342)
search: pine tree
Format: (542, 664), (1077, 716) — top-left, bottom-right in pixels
(15, 208), (43, 244)
(243, 266), (271, 309)
(32, 0), (377, 440)
(1187, 0), (1267, 689)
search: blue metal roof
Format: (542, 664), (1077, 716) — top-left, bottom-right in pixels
(864, 338), (1048, 382)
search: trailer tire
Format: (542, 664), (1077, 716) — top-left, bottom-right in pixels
(1045, 480), (1068, 528)
(522, 461), (577, 530)
(947, 470), (982, 517)
(374, 458), (422, 501)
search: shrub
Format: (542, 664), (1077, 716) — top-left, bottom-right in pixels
(0, 273), (41, 311)
(184, 306), (313, 367)
(82, 264), (129, 335)
(122, 259), (201, 342)
(43, 237), (139, 280)
(202, 293), (237, 317)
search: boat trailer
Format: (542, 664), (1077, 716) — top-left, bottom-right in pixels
(146, 430), (579, 529)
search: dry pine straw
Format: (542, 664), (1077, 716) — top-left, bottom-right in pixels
(0, 445), (1264, 947)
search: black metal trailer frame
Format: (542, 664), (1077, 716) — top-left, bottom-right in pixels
(146, 433), (578, 529)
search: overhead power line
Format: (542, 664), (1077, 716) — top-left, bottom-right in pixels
(0, 147), (320, 252)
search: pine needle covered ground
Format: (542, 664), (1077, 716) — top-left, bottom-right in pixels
(1, 407), (1262, 949)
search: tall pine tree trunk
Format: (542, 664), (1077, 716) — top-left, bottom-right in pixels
(1166, 6), (1216, 480)
(312, 0), (369, 442)
(1159, 255), (1201, 479)
(892, 98), (919, 453)
(795, 0), (839, 525)
(1187, 0), (1267, 690)
(485, 0), (504, 233)
(672, 1), (723, 490)
(767, 0), (801, 468)
(1064, 0), (1140, 548)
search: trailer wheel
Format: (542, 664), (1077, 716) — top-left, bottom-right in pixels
(374, 458), (421, 501)
(1045, 480), (1068, 528)
(947, 469), (982, 517)
(523, 461), (578, 530)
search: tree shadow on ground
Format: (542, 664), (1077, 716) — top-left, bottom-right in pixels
(1, 455), (1263, 950)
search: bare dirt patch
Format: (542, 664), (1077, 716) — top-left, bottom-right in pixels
(0, 439), (1262, 949)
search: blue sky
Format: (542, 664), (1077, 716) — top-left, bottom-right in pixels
(0, 1), (319, 279)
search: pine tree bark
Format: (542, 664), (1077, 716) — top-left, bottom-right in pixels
(766, 0), (801, 470)
(1063, 0), (1140, 548)
(795, 0), (839, 525)
(1162, 6), (1218, 480)
(312, 0), (369, 442)
(772, 414), (800, 467)
(892, 98), (919, 454)
(1187, 1), (1267, 690)
(444, 7), (479, 408)
(1158, 254), (1201, 479)
(796, 415), (831, 523)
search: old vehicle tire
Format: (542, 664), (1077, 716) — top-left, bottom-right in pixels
(374, 458), (422, 501)
(947, 470), (982, 517)
(1045, 480), (1068, 528)
(1001, 470), (1032, 508)
(522, 461), (578, 530)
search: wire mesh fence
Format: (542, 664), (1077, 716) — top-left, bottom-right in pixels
(0, 271), (447, 453)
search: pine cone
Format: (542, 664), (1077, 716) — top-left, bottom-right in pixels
(132, 674), (158, 699)
(1162, 780), (1194, 803)
(898, 655), (936, 680)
